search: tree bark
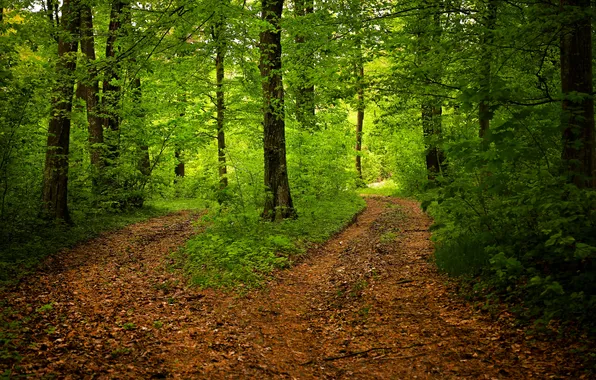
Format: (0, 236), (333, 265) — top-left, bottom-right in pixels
(294, 0), (315, 130)
(79, 4), (104, 175)
(42, 0), (80, 222)
(478, 0), (497, 139)
(131, 77), (151, 178)
(174, 150), (185, 177)
(103, 0), (126, 163)
(419, 2), (446, 179)
(422, 103), (445, 179)
(260, 0), (296, 221)
(355, 58), (364, 179)
(560, 0), (596, 188)
(213, 18), (228, 189)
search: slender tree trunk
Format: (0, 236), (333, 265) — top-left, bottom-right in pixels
(103, 0), (125, 163)
(355, 58), (364, 179)
(214, 19), (228, 189)
(260, 0), (295, 221)
(79, 4), (104, 177)
(174, 150), (185, 177)
(131, 77), (151, 178)
(294, 0), (315, 130)
(42, 0), (80, 222)
(422, 103), (445, 179)
(478, 0), (497, 139)
(560, 0), (596, 188)
(419, 2), (446, 180)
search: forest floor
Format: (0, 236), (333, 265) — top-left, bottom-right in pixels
(0, 196), (592, 378)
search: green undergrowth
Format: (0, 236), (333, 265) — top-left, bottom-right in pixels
(433, 233), (492, 277)
(0, 198), (206, 288)
(357, 179), (402, 197)
(183, 193), (366, 289)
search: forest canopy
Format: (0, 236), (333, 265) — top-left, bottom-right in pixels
(1, 0), (596, 328)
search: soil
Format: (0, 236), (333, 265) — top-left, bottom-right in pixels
(0, 197), (592, 379)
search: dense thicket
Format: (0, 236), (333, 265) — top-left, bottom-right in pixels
(1, 0), (595, 328)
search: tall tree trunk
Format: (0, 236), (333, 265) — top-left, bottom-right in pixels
(294, 0), (315, 130)
(79, 4), (104, 177)
(422, 103), (445, 179)
(174, 150), (185, 177)
(355, 58), (364, 179)
(478, 0), (497, 139)
(260, 0), (295, 221)
(419, 3), (446, 180)
(103, 0), (126, 164)
(42, 0), (80, 222)
(213, 18), (228, 189)
(131, 77), (151, 178)
(560, 0), (596, 188)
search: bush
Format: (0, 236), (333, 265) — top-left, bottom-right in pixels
(183, 192), (365, 288)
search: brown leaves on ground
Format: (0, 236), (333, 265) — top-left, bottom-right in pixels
(0, 198), (592, 378)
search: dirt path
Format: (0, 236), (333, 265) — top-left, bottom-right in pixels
(0, 197), (589, 378)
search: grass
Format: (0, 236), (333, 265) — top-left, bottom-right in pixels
(184, 192), (366, 289)
(0, 197), (206, 288)
(357, 179), (402, 196)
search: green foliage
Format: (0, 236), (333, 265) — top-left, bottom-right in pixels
(434, 235), (491, 277)
(0, 302), (21, 364)
(379, 231), (398, 244)
(358, 179), (402, 197)
(426, 121), (596, 326)
(184, 193), (365, 288)
(120, 322), (136, 331)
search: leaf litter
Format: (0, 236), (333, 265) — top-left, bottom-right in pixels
(0, 198), (593, 378)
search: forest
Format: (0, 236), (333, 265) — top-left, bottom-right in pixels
(1, 0), (596, 377)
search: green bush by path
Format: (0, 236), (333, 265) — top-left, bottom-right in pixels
(183, 192), (365, 288)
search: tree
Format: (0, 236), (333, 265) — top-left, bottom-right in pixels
(260, 0), (295, 220)
(355, 53), (364, 179)
(560, 0), (595, 188)
(212, 10), (228, 189)
(42, 0), (80, 222)
(79, 3), (104, 178)
(102, 0), (128, 163)
(478, 0), (497, 139)
(294, 0), (316, 130)
(418, 0), (445, 179)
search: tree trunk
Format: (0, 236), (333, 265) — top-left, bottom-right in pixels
(131, 77), (151, 178)
(103, 0), (126, 163)
(294, 0), (315, 130)
(355, 59), (364, 179)
(79, 4), (104, 176)
(419, 2), (446, 180)
(260, 0), (296, 221)
(422, 103), (445, 179)
(478, 0), (497, 139)
(174, 150), (185, 178)
(214, 18), (228, 189)
(560, 0), (596, 188)
(42, 0), (80, 222)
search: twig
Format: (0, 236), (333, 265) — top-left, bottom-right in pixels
(302, 342), (434, 365)
(374, 352), (426, 361)
(301, 347), (391, 365)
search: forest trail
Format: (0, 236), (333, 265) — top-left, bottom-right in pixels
(0, 197), (587, 378)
